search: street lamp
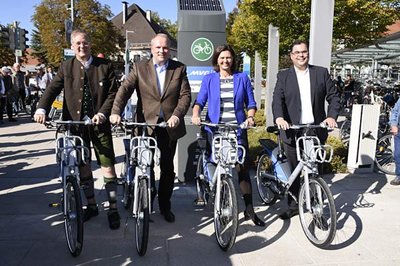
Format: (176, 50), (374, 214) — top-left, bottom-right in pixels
(125, 30), (135, 77)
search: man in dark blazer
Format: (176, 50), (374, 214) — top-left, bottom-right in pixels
(110, 33), (191, 223)
(272, 40), (340, 219)
(34, 29), (121, 229)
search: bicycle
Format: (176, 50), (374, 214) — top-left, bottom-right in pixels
(256, 123), (337, 248)
(375, 133), (395, 175)
(119, 121), (164, 256)
(194, 122), (246, 251)
(47, 119), (92, 257)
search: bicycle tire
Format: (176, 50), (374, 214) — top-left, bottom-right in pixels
(375, 134), (396, 175)
(339, 119), (351, 141)
(135, 178), (149, 256)
(64, 176), (84, 257)
(214, 174), (238, 251)
(195, 154), (208, 204)
(122, 159), (133, 209)
(298, 176), (336, 248)
(255, 153), (278, 205)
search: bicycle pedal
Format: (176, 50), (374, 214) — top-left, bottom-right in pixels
(49, 203), (60, 208)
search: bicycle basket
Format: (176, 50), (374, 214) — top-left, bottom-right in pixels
(212, 135), (239, 165)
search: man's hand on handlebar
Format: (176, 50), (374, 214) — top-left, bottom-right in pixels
(34, 113), (46, 124)
(275, 117), (290, 130)
(322, 117), (337, 129)
(191, 115), (201, 126)
(109, 114), (122, 125)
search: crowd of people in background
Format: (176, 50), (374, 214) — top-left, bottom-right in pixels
(0, 63), (54, 124)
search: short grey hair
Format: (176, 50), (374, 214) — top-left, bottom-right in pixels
(71, 29), (91, 44)
(151, 33), (170, 47)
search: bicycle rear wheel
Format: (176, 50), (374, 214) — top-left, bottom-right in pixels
(135, 178), (149, 256)
(256, 153), (278, 205)
(214, 174), (238, 251)
(298, 176), (336, 248)
(375, 134), (395, 175)
(64, 176), (83, 257)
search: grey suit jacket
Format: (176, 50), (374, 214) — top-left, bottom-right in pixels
(112, 58), (191, 140)
(272, 65), (340, 145)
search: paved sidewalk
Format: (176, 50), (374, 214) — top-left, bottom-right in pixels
(0, 115), (399, 266)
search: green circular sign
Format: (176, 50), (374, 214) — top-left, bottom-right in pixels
(191, 38), (214, 61)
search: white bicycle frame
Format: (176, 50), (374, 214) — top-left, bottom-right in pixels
(284, 134), (333, 212)
(210, 128), (246, 215)
(53, 120), (90, 216)
(129, 133), (160, 217)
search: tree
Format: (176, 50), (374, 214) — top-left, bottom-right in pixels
(151, 12), (177, 39)
(0, 24), (15, 66)
(32, 0), (124, 66)
(229, 0), (400, 63)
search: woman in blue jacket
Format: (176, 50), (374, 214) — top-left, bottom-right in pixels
(191, 44), (264, 226)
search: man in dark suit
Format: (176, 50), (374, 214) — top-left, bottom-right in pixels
(110, 33), (191, 223)
(34, 29), (121, 229)
(272, 40), (340, 219)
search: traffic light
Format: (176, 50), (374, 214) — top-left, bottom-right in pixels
(9, 27), (16, 50)
(19, 28), (29, 51)
(0, 26), (12, 49)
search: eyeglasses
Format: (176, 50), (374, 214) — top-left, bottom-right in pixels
(292, 50), (308, 56)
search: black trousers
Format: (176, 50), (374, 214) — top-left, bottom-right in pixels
(150, 126), (177, 212)
(0, 96), (13, 121)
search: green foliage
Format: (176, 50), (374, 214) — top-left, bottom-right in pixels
(151, 12), (177, 39)
(32, 0), (124, 66)
(325, 135), (348, 173)
(228, 0), (400, 62)
(248, 110), (275, 166)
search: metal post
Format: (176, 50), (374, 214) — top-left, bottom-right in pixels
(309, 0), (334, 69)
(125, 30), (135, 77)
(71, 0), (74, 23)
(266, 24), (279, 126)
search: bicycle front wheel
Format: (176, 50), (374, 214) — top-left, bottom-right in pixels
(298, 176), (336, 248)
(375, 134), (395, 175)
(135, 178), (149, 256)
(256, 153), (278, 205)
(214, 174), (238, 251)
(64, 176), (84, 257)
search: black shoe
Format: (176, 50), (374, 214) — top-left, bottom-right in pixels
(83, 205), (99, 222)
(279, 207), (299, 220)
(161, 210), (175, 223)
(244, 211), (265, 227)
(107, 210), (121, 230)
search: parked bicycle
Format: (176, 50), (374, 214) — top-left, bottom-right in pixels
(194, 122), (246, 251)
(256, 123), (337, 248)
(47, 119), (92, 257)
(375, 133), (395, 175)
(119, 121), (164, 256)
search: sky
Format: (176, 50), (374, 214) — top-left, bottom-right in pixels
(0, 0), (237, 43)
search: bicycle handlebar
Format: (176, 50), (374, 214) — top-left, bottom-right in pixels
(198, 121), (248, 130)
(122, 121), (167, 129)
(45, 119), (93, 128)
(267, 122), (332, 133)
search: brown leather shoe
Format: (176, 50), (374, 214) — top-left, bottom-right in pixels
(390, 176), (400, 186)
